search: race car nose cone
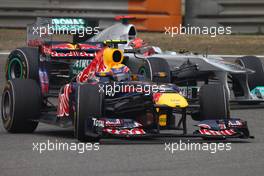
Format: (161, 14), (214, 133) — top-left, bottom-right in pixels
(154, 93), (188, 108)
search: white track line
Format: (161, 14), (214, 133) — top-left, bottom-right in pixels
(0, 52), (10, 55)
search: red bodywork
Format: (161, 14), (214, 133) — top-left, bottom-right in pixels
(40, 43), (99, 58)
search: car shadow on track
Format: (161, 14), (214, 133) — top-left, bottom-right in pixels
(100, 137), (252, 145)
(34, 129), (75, 140)
(33, 129), (252, 145)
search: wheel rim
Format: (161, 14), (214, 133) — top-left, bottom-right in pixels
(2, 90), (12, 122)
(8, 58), (23, 79)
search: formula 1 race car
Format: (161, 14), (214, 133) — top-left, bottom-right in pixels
(87, 16), (264, 120)
(1, 44), (252, 141)
(1, 17), (253, 141)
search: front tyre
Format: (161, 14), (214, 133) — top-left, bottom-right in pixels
(75, 84), (103, 142)
(236, 56), (264, 90)
(1, 79), (41, 133)
(191, 84), (230, 121)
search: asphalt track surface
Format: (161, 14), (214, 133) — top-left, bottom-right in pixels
(0, 55), (264, 176)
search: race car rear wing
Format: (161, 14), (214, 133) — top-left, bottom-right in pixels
(27, 17), (99, 47)
(41, 40), (127, 60)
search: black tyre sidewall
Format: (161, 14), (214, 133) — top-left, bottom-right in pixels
(197, 84), (229, 120)
(1, 79), (40, 133)
(236, 56), (264, 90)
(75, 84), (103, 142)
(1, 82), (14, 130)
(6, 47), (39, 81)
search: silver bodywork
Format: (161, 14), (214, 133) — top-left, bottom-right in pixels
(88, 21), (258, 102)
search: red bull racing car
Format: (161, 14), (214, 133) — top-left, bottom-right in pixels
(1, 18), (253, 141)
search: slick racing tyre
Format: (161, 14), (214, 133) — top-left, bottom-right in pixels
(139, 57), (171, 83)
(75, 84), (103, 142)
(191, 84), (230, 120)
(6, 47), (39, 81)
(1, 79), (41, 133)
(236, 56), (264, 90)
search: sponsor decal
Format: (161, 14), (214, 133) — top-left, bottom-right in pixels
(170, 98), (180, 103)
(199, 129), (236, 136)
(92, 118), (105, 127)
(105, 119), (123, 127)
(72, 60), (92, 75)
(103, 128), (146, 135)
(57, 84), (71, 117)
(51, 51), (95, 57)
(198, 124), (211, 129)
(153, 93), (162, 102)
(76, 49), (106, 83)
(133, 122), (143, 128)
(39, 69), (49, 94)
(219, 123), (226, 130)
(179, 86), (199, 99)
(228, 120), (242, 127)
(52, 18), (85, 30)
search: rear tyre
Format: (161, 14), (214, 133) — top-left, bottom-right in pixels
(1, 79), (40, 133)
(236, 56), (264, 90)
(75, 84), (103, 142)
(139, 57), (171, 83)
(191, 84), (230, 121)
(6, 47), (39, 81)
